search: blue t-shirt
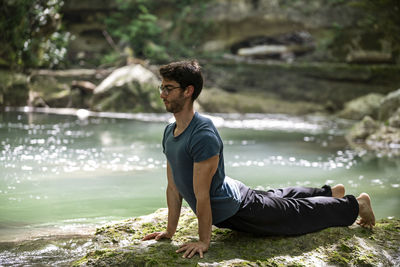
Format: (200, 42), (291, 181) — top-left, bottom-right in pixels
(162, 112), (242, 224)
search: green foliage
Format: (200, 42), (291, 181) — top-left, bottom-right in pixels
(105, 0), (212, 64)
(105, 0), (165, 62)
(0, 0), (70, 70)
(320, 0), (400, 62)
(100, 51), (123, 67)
(352, 0), (400, 53)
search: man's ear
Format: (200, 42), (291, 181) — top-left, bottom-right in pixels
(185, 85), (194, 98)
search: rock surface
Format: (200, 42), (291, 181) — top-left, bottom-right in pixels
(93, 64), (158, 95)
(2, 62), (399, 115)
(91, 64), (163, 112)
(0, 70), (29, 107)
(27, 69), (113, 109)
(379, 88), (400, 121)
(346, 116), (380, 141)
(198, 87), (325, 114)
(345, 89), (400, 156)
(205, 61), (400, 112)
(337, 93), (384, 120)
(74, 208), (400, 267)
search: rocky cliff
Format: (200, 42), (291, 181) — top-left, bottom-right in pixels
(74, 208), (400, 266)
(61, 0), (395, 65)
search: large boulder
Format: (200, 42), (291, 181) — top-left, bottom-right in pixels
(345, 114), (400, 156)
(379, 88), (400, 121)
(337, 93), (384, 120)
(389, 108), (400, 128)
(346, 116), (380, 143)
(94, 64), (158, 95)
(92, 64), (163, 112)
(28, 69), (110, 109)
(344, 90), (400, 156)
(29, 75), (73, 107)
(366, 124), (400, 153)
(74, 208), (400, 267)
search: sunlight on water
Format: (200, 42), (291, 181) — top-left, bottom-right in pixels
(206, 113), (349, 135)
(225, 149), (359, 170)
(0, 109), (399, 248)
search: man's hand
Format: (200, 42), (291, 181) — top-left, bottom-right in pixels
(176, 241), (209, 259)
(141, 231), (173, 241)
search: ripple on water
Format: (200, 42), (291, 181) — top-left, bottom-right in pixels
(227, 150), (358, 171)
(0, 236), (93, 266)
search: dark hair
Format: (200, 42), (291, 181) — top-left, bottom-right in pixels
(159, 60), (203, 101)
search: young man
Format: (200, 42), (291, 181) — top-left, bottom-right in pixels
(142, 60), (375, 259)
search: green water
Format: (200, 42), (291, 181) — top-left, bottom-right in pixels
(0, 111), (399, 246)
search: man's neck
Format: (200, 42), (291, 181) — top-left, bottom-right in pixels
(174, 105), (195, 133)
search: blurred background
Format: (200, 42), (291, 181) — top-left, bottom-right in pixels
(1, 0), (399, 115)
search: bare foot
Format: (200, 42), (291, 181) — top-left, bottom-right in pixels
(331, 184), (345, 198)
(356, 193), (375, 229)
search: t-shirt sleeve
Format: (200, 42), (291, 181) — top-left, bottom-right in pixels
(189, 129), (221, 162)
(162, 124), (171, 154)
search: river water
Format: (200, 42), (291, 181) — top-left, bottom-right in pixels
(0, 109), (399, 265)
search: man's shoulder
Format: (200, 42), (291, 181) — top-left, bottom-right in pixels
(191, 113), (221, 143)
(194, 113), (216, 129)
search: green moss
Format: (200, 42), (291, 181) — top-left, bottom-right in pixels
(287, 263), (306, 267)
(338, 242), (355, 253)
(327, 250), (350, 265)
(354, 254), (375, 266)
(73, 209), (400, 267)
(72, 256), (89, 267)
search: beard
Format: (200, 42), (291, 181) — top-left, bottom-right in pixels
(164, 92), (186, 113)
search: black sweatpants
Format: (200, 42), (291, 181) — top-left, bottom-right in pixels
(215, 185), (359, 236)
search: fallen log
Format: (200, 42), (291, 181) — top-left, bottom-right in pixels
(346, 51), (393, 64)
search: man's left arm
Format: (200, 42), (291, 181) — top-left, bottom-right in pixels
(176, 154), (219, 259)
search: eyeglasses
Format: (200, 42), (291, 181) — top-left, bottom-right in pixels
(158, 84), (181, 95)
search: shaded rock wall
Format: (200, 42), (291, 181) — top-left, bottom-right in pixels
(204, 60), (400, 112)
(61, 0), (118, 66)
(60, 0), (391, 65)
(201, 0), (359, 53)
(0, 70), (29, 107)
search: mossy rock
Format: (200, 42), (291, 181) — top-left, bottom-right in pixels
(198, 87), (325, 115)
(346, 115), (380, 144)
(336, 93), (384, 120)
(379, 88), (400, 121)
(74, 208), (400, 267)
(0, 70), (29, 107)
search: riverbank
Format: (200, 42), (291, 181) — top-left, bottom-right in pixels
(2, 61), (400, 115)
(1, 208), (398, 266)
(73, 208), (400, 266)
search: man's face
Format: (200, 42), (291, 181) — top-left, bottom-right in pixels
(160, 79), (186, 114)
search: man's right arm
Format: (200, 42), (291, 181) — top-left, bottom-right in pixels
(142, 162), (182, 241)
